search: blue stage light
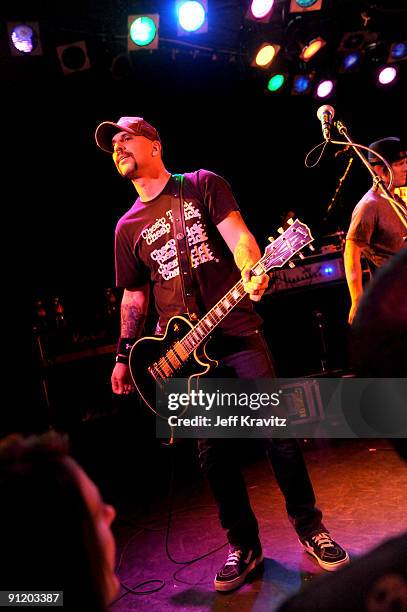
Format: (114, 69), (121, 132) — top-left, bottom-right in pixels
(7, 22), (43, 56)
(341, 51), (363, 72)
(177, 1), (208, 34)
(292, 74), (313, 95)
(388, 42), (407, 62)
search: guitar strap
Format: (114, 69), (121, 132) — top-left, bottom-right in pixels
(171, 174), (200, 322)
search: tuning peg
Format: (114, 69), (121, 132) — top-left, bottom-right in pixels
(287, 218), (294, 225)
(277, 227), (284, 234)
(298, 253), (305, 259)
(288, 261), (295, 268)
(309, 244), (315, 252)
(268, 236), (275, 243)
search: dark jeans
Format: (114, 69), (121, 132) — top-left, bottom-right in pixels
(198, 330), (325, 547)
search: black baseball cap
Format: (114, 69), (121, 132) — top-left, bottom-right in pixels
(95, 116), (161, 153)
(368, 137), (406, 165)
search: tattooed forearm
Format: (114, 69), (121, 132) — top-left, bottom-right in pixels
(233, 231), (262, 272)
(120, 302), (147, 338)
(119, 287), (149, 338)
(234, 244), (253, 271)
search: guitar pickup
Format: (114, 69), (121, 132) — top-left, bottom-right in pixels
(149, 365), (163, 381)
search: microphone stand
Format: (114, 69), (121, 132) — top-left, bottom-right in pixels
(326, 155), (353, 216)
(335, 120), (407, 233)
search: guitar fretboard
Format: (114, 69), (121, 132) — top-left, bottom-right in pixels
(171, 218), (312, 359)
(180, 262), (266, 355)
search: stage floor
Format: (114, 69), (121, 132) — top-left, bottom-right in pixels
(109, 439), (407, 611)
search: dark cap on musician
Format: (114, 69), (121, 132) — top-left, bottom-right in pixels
(95, 116), (161, 153)
(368, 137), (406, 166)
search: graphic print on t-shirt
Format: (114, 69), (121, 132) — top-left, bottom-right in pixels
(144, 201), (215, 281)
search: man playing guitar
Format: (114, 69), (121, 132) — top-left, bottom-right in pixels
(95, 116), (349, 593)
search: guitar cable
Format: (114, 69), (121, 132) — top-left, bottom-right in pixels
(111, 441), (227, 604)
(164, 443), (228, 574)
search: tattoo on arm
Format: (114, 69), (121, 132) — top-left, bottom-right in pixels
(234, 244), (253, 271)
(120, 303), (147, 338)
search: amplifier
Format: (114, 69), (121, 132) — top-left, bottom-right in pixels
(268, 251), (346, 293)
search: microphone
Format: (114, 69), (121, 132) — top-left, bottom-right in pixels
(317, 105), (335, 141)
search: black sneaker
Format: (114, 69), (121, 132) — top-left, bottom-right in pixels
(214, 544), (263, 592)
(299, 532), (349, 571)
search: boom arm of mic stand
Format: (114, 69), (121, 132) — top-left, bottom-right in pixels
(335, 120), (407, 231)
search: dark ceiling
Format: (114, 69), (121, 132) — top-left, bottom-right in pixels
(2, 0), (406, 297)
(2, 1), (406, 81)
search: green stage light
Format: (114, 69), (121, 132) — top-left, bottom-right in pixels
(267, 73), (285, 91)
(128, 14), (159, 50)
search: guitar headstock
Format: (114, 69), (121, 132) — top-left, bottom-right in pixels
(262, 219), (314, 271)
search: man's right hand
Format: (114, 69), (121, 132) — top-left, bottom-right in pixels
(111, 363), (135, 395)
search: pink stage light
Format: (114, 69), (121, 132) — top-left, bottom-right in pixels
(250, 0), (275, 19)
(377, 65), (398, 85)
(316, 79), (334, 98)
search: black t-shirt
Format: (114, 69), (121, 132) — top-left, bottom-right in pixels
(115, 169), (262, 335)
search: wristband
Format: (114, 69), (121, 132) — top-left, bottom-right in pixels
(116, 337), (135, 357)
(115, 354), (129, 365)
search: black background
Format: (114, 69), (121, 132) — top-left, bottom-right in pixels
(2, 1), (406, 448)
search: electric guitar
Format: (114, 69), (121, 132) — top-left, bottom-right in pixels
(129, 219), (314, 416)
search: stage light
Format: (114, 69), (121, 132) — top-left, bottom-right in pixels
(7, 22), (42, 56)
(267, 73), (286, 92)
(377, 65), (398, 86)
(388, 41), (407, 63)
(246, 0), (275, 22)
(56, 41), (91, 75)
(291, 73), (314, 95)
(176, 1), (208, 35)
(252, 43), (280, 68)
(128, 14), (159, 50)
(110, 54), (133, 80)
(289, 0), (323, 14)
(300, 37), (326, 62)
(315, 78), (335, 98)
(339, 50), (364, 73)
(338, 31), (378, 53)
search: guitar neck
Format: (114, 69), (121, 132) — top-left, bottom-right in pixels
(179, 261), (266, 356)
(177, 218), (313, 356)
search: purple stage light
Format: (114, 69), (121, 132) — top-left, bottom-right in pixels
(316, 79), (334, 98)
(377, 65), (398, 85)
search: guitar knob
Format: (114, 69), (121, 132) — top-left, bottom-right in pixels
(309, 244), (315, 252)
(268, 236), (275, 242)
(298, 253), (305, 259)
(287, 218), (294, 225)
(277, 227), (284, 234)
(288, 261), (295, 268)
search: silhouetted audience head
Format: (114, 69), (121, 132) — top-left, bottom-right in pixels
(351, 248), (407, 461)
(351, 248), (407, 377)
(0, 431), (119, 611)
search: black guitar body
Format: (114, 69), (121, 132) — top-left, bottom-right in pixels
(129, 315), (217, 415)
